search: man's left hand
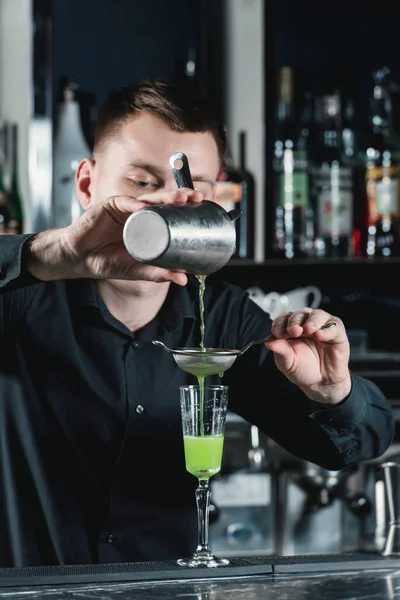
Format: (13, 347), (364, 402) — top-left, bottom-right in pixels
(265, 308), (352, 406)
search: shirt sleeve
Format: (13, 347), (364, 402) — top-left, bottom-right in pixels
(0, 235), (43, 334)
(0, 234), (40, 292)
(308, 373), (395, 466)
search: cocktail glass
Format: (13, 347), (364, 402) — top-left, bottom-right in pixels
(178, 384), (229, 568)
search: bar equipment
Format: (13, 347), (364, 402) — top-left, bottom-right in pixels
(381, 461), (400, 556)
(248, 425), (267, 472)
(152, 323), (336, 377)
(152, 336), (269, 377)
(52, 78), (91, 228)
(123, 152), (241, 275)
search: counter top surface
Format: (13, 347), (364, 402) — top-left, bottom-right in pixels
(1, 568), (400, 600)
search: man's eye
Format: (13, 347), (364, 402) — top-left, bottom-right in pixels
(132, 180), (156, 189)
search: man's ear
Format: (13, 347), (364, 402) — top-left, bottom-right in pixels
(75, 158), (95, 210)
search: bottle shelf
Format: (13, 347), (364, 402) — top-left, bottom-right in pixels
(217, 255), (400, 304)
(226, 256), (400, 268)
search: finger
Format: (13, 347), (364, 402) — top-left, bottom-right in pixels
(102, 194), (187, 219)
(147, 265), (188, 286)
(270, 311), (295, 339)
(136, 190), (188, 204)
(266, 321), (338, 342)
(311, 321), (341, 342)
(298, 308), (334, 330)
(177, 188), (204, 202)
(137, 190), (204, 205)
(285, 308), (314, 336)
(282, 308), (337, 339)
(104, 195), (141, 214)
(297, 309), (341, 337)
(129, 263), (188, 286)
(104, 193), (189, 217)
(310, 319), (347, 344)
(268, 307), (338, 341)
(264, 338), (295, 371)
(154, 270), (188, 286)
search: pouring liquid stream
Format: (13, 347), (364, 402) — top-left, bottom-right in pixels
(194, 274), (227, 438)
(197, 274), (207, 353)
(195, 274), (207, 436)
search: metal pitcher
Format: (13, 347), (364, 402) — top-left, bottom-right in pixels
(122, 152), (241, 275)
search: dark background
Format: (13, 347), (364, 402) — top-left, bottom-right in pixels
(51, 0), (225, 146)
(52, 0), (200, 103)
(273, 0), (398, 94)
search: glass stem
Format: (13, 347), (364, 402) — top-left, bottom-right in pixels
(195, 479), (211, 554)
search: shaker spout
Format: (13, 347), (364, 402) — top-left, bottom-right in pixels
(227, 208), (242, 221)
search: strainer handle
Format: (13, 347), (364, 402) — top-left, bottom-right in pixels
(238, 337), (268, 356)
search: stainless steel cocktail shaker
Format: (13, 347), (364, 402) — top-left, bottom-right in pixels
(122, 152), (241, 275)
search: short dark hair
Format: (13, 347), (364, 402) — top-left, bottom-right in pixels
(93, 78), (227, 163)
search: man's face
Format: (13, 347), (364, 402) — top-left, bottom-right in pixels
(86, 111), (220, 205)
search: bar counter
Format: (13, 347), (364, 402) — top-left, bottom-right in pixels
(0, 554), (400, 599)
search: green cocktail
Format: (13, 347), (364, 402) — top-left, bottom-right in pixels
(178, 384), (229, 568)
(183, 434), (224, 480)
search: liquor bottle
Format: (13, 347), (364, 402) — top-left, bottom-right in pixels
(237, 131), (255, 259)
(215, 146), (242, 212)
(363, 68), (400, 258)
(0, 122), (9, 234)
(342, 97), (356, 163)
(312, 93), (354, 258)
(6, 124), (24, 235)
(331, 66), (365, 258)
(0, 195), (8, 234)
(52, 77), (92, 228)
(341, 91), (365, 258)
(214, 134), (255, 259)
(272, 66), (314, 259)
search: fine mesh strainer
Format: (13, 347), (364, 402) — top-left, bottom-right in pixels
(152, 322), (336, 377)
(152, 341), (262, 376)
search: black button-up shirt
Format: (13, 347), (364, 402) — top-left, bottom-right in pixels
(0, 235), (395, 567)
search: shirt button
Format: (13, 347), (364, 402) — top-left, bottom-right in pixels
(132, 341), (139, 348)
(135, 405), (144, 414)
(107, 534), (116, 544)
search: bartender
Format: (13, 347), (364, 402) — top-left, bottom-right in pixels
(0, 77), (394, 567)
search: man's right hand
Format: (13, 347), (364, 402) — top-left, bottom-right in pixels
(25, 190), (204, 286)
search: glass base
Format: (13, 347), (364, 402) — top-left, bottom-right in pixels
(177, 550), (229, 568)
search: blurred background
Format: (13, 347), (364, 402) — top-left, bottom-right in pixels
(2, 0), (400, 560)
